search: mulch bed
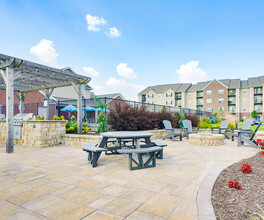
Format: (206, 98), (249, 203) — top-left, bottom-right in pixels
(212, 152), (264, 220)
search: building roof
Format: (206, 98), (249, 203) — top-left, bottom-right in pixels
(96, 93), (126, 100)
(138, 75), (264, 95)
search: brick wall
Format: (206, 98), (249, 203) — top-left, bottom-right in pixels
(203, 80), (228, 114)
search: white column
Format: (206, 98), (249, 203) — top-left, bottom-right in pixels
(249, 87), (254, 114)
(77, 84), (84, 133)
(44, 89), (50, 120)
(181, 92), (186, 108)
(6, 67), (14, 153)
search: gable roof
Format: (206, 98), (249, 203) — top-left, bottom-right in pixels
(138, 83), (191, 95)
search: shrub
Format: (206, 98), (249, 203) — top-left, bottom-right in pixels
(241, 163), (252, 174)
(53, 115), (64, 120)
(36, 115), (44, 120)
(108, 103), (157, 131)
(225, 113), (236, 129)
(155, 109), (177, 129)
(198, 117), (212, 128)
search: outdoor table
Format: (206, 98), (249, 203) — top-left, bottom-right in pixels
(98, 131), (153, 149)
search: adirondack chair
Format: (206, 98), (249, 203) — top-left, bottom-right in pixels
(231, 119), (253, 141)
(162, 120), (182, 141)
(211, 120), (229, 139)
(237, 122), (262, 147)
(182, 119), (199, 139)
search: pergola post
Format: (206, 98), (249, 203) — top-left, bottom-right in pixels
(6, 67), (14, 153)
(77, 84), (84, 133)
(44, 89), (50, 120)
(19, 92), (25, 114)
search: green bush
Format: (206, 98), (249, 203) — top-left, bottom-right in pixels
(198, 121), (212, 129)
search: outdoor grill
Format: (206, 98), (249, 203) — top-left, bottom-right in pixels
(14, 113), (33, 139)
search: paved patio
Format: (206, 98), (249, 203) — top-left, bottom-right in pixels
(0, 140), (257, 220)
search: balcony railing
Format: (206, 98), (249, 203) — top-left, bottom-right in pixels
(228, 100), (235, 104)
(197, 102), (203, 106)
(254, 100), (262, 104)
(197, 92), (203, 97)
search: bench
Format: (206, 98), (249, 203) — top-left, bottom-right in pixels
(82, 143), (108, 167)
(151, 140), (167, 159)
(105, 139), (134, 155)
(117, 146), (162, 170)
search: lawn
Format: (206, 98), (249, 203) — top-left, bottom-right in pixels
(211, 123), (264, 131)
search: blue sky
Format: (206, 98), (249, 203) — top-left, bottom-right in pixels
(1, 0), (264, 100)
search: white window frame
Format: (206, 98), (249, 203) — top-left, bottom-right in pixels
(206, 107), (212, 112)
(218, 89), (224, 94)
(206, 90), (212, 95)
(218, 98), (224, 103)
(206, 99), (212, 103)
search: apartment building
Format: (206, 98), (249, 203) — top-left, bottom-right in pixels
(138, 76), (264, 121)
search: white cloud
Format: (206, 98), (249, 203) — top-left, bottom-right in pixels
(107, 27), (121, 37)
(104, 77), (127, 87)
(85, 14), (106, 31)
(83, 67), (100, 77)
(175, 61), (208, 83)
(30, 39), (58, 67)
(90, 83), (103, 92)
(116, 63), (137, 79)
(130, 83), (146, 91)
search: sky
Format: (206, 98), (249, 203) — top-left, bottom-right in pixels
(1, 0), (264, 100)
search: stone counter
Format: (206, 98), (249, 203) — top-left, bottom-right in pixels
(0, 120), (67, 147)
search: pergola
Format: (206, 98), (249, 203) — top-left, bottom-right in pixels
(0, 53), (91, 153)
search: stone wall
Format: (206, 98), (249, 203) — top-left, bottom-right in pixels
(0, 120), (66, 147)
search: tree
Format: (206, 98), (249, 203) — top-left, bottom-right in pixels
(251, 110), (258, 119)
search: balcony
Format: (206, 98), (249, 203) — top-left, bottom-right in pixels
(197, 92), (203, 97)
(254, 100), (262, 104)
(197, 102), (203, 106)
(175, 93), (181, 99)
(254, 88), (262, 95)
(228, 100), (235, 105)
(228, 90), (236, 96)
(141, 95), (146, 101)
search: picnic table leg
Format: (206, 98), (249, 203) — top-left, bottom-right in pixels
(238, 133), (241, 147)
(98, 137), (108, 148)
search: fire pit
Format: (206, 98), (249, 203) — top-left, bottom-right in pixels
(189, 133), (225, 146)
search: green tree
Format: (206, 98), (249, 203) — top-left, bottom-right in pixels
(251, 110), (258, 119)
(178, 108), (186, 128)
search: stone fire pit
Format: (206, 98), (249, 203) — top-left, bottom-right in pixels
(189, 133), (225, 146)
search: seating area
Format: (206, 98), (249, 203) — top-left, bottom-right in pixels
(0, 139), (257, 219)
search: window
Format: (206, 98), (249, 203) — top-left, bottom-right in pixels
(255, 106), (261, 112)
(207, 107), (212, 112)
(254, 96), (262, 103)
(142, 95), (146, 100)
(254, 88), (262, 94)
(188, 93), (191, 96)
(149, 101), (154, 104)
(243, 89), (246, 94)
(148, 94), (154, 98)
(166, 100), (173, 105)
(206, 90), (212, 95)
(206, 99), (212, 103)
(176, 93), (181, 98)
(243, 108), (246, 112)
(228, 97), (235, 104)
(243, 98), (246, 103)
(158, 102), (161, 105)
(198, 107), (203, 112)
(219, 98), (224, 103)
(166, 93), (172, 97)
(218, 90), (224, 94)
(219, 107), (224, 111)
(188, 100), (191, 104)
(197, 91), (203, 97)
(228, 106), (235, 113)
(197, 99), (203, 105)
(176, 100), (181, 106)
(159, 94), (161, 98)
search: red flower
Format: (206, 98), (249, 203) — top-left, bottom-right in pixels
(241, 163), (252, 174)
(228, 180), (242, 189)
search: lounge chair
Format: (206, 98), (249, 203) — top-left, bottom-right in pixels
(237, 122), (262, 147)
(162, 120), (182, 141)
(182, 119), (199, 139)
(231, 119), (253, 141)
(211, 120), (229, 139)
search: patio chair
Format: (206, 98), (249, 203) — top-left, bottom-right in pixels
(237, 122), (262, 148)
(182, 119), (199, 139)
(162, 120), (182, 141)
(231, 119), (252, 141)
(211, 120), (229, 139)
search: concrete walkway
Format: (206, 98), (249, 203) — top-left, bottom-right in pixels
(0, 140), (257, 220)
